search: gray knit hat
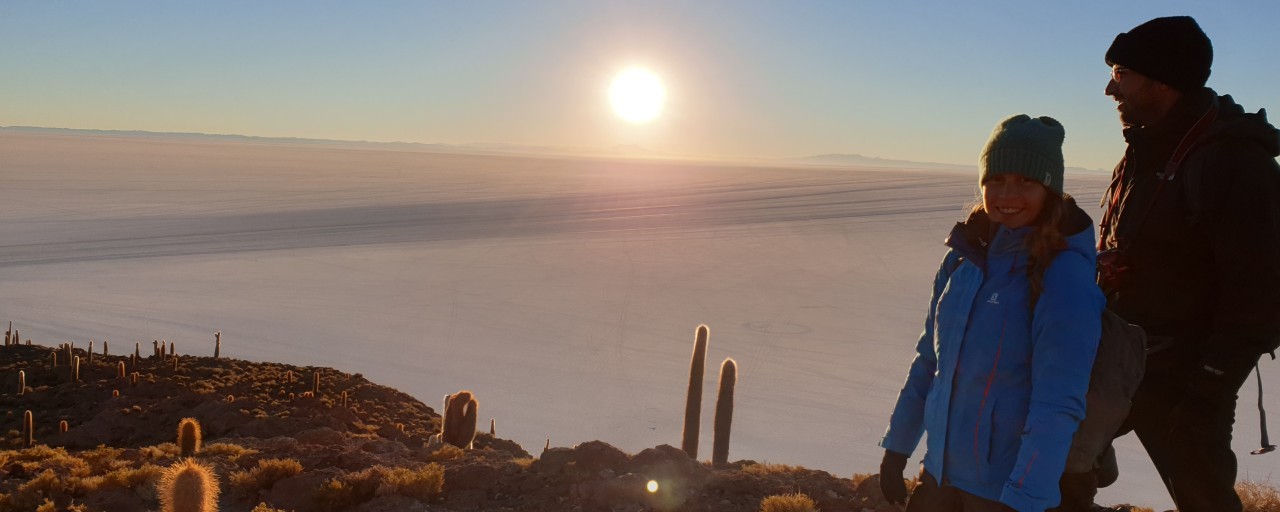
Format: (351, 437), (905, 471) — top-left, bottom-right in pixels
(979, 114), (1065, 195)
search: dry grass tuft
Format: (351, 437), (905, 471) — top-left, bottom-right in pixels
(427, 444), (464, 462)
(742, 462), (807, 477)
(202, 442), (257, 460)
(376, 464), (445, 500)
(1238, 479), (1280, 512)
(251, 504), (290, 512)
(140, 443), (181, 460)
(230, 458), (303, 496)
(760, 492), (818, 512)
(314, 464), (444, 511)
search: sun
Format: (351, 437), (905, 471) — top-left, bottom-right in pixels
(610, 67), (665, 123)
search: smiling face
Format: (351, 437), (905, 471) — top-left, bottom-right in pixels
(1105, 65), (1181, 128)
(982, 174), (1049, 229)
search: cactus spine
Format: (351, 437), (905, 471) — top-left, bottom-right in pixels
(682, 324), (710, 459)
(178, 417), (202, 457)
(214, 331), (220, 359)
(712, 358), (737, 466)
(157, 458), (220, 512)
(441, 390), (479, 449)
(23, 410), (33, 447)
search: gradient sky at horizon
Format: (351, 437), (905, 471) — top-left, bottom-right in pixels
(3, 1), (1278, 170)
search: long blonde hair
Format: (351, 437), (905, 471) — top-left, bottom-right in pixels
(968, 191), (1071, 304)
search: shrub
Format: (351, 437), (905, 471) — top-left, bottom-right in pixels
(377, 464), (444, 500)
(230, 458), (303, 495)
(427, 444), (464, 462)
(1238, 479), (1280, 512)
(759, 492), (817, 512)
(202, 443), (256, 460)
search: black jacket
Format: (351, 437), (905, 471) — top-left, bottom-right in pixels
(1101, 88), (1280, 379)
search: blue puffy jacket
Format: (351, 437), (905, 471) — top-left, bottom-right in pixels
(880, 203), (1104, 512)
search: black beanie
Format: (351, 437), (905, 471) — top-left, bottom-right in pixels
(1106, 16), (1212, 92)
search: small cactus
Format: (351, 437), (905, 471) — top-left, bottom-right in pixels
(226, 395), (235, 403)
(312, 371), (320, 395)
(50, 351), (57, 367)
(112, 389), (120, 397)
(170, 341), (175, 357)
(682, 324), (710, 459)
(103, 340), (109, 356)
(157, 458), (220, 512)
(88, 340), (94, 365)
(23, 410), (34, 447)
(214, 331), (220, 359)
(59, 420), (68, 433)
(72, 356), (80, 383)
(341, 390), (348, 408)
(135, 342), (141, 360)
(441, 390), (479, 449)
(712, 358), (737, 466)
(178, 418), (202, 457)
(118, 361), (127, 379)
(131, 372), (139, 386)
(173, 355), (180, 371)
(490, 418), (496, 436)
(18, 370), (25, 396)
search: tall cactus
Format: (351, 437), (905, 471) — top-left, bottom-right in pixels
(178, 418), (202, 457)
(312, 371), (320, 395)
(157, 458), (220, 512)
(712, 358), (737, 466)
(441, 390), (478, 449)
(72, 356), (80, 383)
(88, 340), (94, 365)
(681, 324), (710, 459)
(214, 331), (220, 359)
(104, 339), (109, 356)
(23, 410), (34, 448)
(18, 370), (25, 396)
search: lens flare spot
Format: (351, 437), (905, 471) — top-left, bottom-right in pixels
(647, 480), (659, 493)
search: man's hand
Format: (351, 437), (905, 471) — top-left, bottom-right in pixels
(879, 449), (909, 504)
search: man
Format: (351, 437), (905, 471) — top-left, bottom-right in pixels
(1097, 16), (1280, 512)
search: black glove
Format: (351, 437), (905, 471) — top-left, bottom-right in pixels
(879, 449), (909, 504)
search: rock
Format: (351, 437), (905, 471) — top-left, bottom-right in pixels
(360, 438), (409, 454)
(296, 427), (347, 446)
(569, 440), (630, 474)
(445, 463), (503, 492)
(260, 467), (343, 512)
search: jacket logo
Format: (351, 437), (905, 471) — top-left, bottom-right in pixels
(987, 293), (1000, 305)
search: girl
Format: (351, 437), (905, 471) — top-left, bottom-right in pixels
(877, 115), (1105, 512)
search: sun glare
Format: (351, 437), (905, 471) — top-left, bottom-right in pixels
(610, 67), (665, 123)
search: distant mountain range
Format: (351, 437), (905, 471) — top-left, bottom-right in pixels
(0, 125), (1106, 172)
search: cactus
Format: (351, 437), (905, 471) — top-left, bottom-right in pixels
(157, 458), (220, 512)
(712, 358), (737, 466)
(72, 355), (80, 383)
(23, 410), (34, 447)
(136, 341), (141, 360)
(104, 339), (109, 356)
(170, 341), (175, 357)
(118, 361), (127, 379)
(131, 372), (139, 386)
(682, 324), (710, 459)
(18, 370), (26, 396)
(490, 418), (496, 436)
(178, 418), (202, 457)
(88, 340), (94, 365)
(341, 390), (348, 408)
(173, 354), (180, 371)
(312, 371), (320, 395)
(50, 351), (57, 367)
(112, 389), (120, 397)
(59, 420), (68, 433)
(441, 390), (478, 449)
(214, 331), (220, 359)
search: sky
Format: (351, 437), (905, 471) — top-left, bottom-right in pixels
(2, 1), (1278, 171)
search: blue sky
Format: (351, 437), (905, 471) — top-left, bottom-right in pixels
(3, 1), (1277, 170)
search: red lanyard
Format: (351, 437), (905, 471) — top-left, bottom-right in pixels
(1099, 104), (1220, 251)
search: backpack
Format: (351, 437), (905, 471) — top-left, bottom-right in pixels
(1061, 308), (1146, 474)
